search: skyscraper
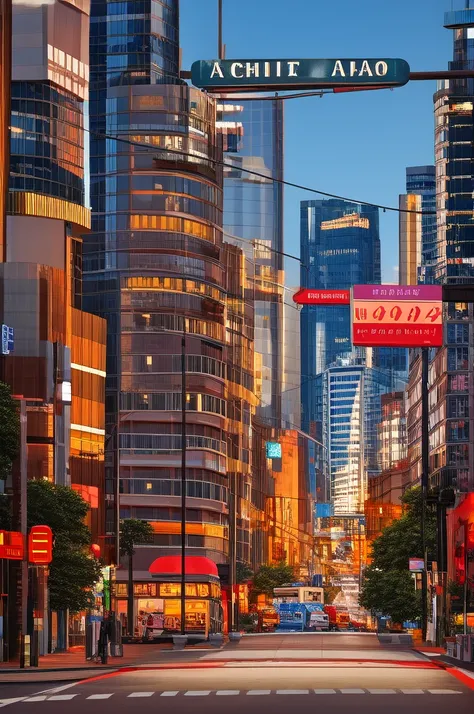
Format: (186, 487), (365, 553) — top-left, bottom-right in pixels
(435, 6), (474, 284)
(300, 199), (381, 433)
(218, 97), (284, 426)
(318, 359), (391, 515)
(2, 0), (108, 657)
(86, 3), (261, 630)
(399, 166), (436, 285)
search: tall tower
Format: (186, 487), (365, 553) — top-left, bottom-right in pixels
(86, 1), (242, 596)
(299, 199), (381, 433)
(0, 0), (11, 261)
(434, 6), (474, 283)
(399, 166), (436, 285)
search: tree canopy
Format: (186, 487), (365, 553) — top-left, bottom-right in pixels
(251, 562), (296, 596)
(0, 382), (20, 481)
(120, 518), (154, 557)
(28, 480), (102, 612)
(359, 486), (436, 624)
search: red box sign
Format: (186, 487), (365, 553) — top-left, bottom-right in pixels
(293, 289), (350, 305)
(0, 531), (24, 560)
(28, 525), (53, 565)
(351, 285), (443, 348)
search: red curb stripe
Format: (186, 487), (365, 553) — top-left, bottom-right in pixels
(444, 667), (474, 691)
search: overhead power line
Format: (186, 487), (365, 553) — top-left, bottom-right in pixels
(89, 128), (435, 216)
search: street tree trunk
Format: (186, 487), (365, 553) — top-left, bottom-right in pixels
(127, 553), (134, 637)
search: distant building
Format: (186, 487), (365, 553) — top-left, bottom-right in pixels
(318, 359), (391, 515)
(399, 166), (436, 285)
(300, 199), (381, 433)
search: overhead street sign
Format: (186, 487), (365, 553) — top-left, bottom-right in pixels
(351, 285), (443, 348)
(293, 289), (350, 305)
(191, 58), (410, 92)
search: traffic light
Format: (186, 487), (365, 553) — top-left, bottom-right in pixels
(28, 525), (53, 564)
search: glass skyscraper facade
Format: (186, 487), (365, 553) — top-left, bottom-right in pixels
(399, 166), (436, 285)
(434, 8), (474, 284)
(318, 360), (391, 515)
(300, 199), (381, 433)
(218, 97), (284, 426)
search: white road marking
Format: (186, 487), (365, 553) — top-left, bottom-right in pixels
(47, 695), (78, 701)
(340, 689), (366, 694)
(216, 691), (240, 696)
(24, 697), (48, 702)
(184, 691), (211, 696)
(86, 694), (114, 700)
(128, 693), (154, 698)
(0, 699), (26, 708)
(428, 690), (462, 694)
(276, 690), (309, 695)
(368, 689), (396, 694)
(401, 690), (425, 694)
(160, 692), (179, 697)
(314, 689), (336, 694)
(247, 690), (272, 695)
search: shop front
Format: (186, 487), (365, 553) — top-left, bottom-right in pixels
(114, 556), (223, 640)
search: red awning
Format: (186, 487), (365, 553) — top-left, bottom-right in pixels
(149, 555), (219, 577)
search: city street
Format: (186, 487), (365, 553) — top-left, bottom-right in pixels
(0, 634), (473, 711)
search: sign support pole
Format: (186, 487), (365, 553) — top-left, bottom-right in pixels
(421, 348), (429, 643)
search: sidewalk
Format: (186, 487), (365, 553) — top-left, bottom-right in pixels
(0, 643), (173, 683)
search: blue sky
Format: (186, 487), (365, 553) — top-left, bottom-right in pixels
(180, 0), (455, 285)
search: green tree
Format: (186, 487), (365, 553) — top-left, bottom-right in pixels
(27, 480), (102, 612)
(120, 518), (154, 636)
(236, 561), (253, 584)
(359, 486), (436, 625)
(0, 382), (20, 481)
(251, 562), (296, 596)
(359, 567), (421, 625)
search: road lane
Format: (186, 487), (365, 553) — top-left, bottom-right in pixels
(2, 661), (473, 710)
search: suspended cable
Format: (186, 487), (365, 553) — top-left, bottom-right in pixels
(88, 128), (435, 215)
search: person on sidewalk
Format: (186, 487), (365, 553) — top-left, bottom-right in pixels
(98, 612), (112, 664)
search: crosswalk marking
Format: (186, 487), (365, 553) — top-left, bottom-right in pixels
(86, 694), (114, 700)
(17, 688), (468, 701)
(128, 693), (154, 698)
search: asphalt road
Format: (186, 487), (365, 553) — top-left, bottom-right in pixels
(1, 661), (473, 712)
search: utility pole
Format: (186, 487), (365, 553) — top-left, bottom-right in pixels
(421, 348), (429, 643)
(218, 0), (224, 60)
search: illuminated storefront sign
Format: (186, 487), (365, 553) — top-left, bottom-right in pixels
(293, 289), (350, 305)
(191, 58), (410, 92)
(266, 442), (282, 458)
(351, 285), (443, 347)
(409, 558), (425, 572)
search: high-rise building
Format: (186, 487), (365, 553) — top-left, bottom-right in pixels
(318, 359), (391, 516)
(300, 199), (381, 433)
(218, 97), (284, 427)
(407, 8), (474, 496)
(435, 7), (474, 284)
(399, 166), (436, 285)
(1, 0), (108, 657)
(86, 3), (261, 629)
(0, 0), (11, 260)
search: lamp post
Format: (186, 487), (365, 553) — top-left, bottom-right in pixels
(180, 323), (187, 636)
